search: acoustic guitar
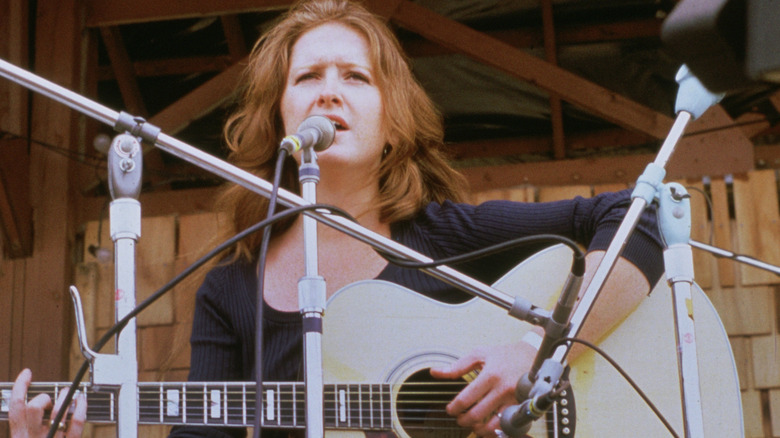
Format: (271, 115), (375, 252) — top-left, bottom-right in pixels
(0, 245), (743, 437)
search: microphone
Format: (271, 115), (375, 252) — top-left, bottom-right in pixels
(500, 382), (569, 437)
(279, 115), (336, 154)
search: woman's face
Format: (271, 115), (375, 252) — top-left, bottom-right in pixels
(281, 22), (386, 171)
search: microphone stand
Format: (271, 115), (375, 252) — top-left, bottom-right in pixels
(69, 132), (143, 438)
(690, 240), (780, 276)
(500, 65), (725, 437)
(298, 148), (326, 438)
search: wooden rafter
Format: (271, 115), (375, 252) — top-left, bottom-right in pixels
(99, 26), (148, 116)
(85, 0), (293, 27)
(220, 14), (249, 61)
(147, 58), (245, 136)
(540, 0), (565, 160)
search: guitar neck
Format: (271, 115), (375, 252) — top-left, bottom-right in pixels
(0, 381), (393, 430)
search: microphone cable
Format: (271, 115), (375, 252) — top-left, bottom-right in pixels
(252, 148), (287, 438)
(376, 234), (585, 272)
(549, 336), (681, 438)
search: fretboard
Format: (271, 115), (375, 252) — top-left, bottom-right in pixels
(0, 381), (394, 430)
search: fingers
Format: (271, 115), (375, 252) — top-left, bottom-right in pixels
(453, 378), (502, 426)
(66, 392), (87, 437)
(51, 389), (86, 438)
(9, 369), (33, 432)
(429, 350), (483, 379)
(48, 387), (87, 438)
(29, 393), (55, 435)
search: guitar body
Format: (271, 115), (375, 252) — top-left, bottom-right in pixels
(323, 245), (743, 437)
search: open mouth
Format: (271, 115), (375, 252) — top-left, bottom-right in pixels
(325, 115), (348, 131)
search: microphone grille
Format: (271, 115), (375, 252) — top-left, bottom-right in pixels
(298, 115), (336, 152)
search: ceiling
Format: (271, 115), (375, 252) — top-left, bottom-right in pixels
(40, 0), (780, 192)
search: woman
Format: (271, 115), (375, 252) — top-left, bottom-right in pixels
(170, 1), (662, 437)
(12, 0), (662, 437)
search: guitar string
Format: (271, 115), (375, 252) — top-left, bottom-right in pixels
(8, 385), (559, 430)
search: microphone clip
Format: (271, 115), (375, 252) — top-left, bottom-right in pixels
(499, 359), (567, 437)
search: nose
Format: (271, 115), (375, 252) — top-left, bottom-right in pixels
(317, 75), (342, 106)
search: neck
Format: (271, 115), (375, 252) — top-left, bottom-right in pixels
(307, 166), (382, 222)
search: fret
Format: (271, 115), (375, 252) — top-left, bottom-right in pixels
(201, 384), (207, 424)
(371, 385), (377, 429)
(158, 384), (164, 423)
(222, 383), (228, 425)
(292, 382), (298, 427)
(181, 383), (187, 424)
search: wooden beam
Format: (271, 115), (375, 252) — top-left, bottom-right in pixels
(540, 0), (565, 160)
(99, 26), (148, 116)
(85, 0), (293, 27)
(461, 116), (755, 190)
(221, 15), (249, 61)
(24, 0), (81, 381)
(403, 18), (663, 58)
(0, 137), (32, 257)
(382, 0), (673, 140)
(148, 57), (245, 135)
(448, 128), (655, 161)
(139, 60), (245, 181)
(97, 55), (235, 80)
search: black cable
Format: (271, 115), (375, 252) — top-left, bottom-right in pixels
(551, 337), (680, 438)
(378, 234), (586, 275)
(253, 150), (288, 438)
(46, 202), (354, 438)
(684, 184), (715, 245)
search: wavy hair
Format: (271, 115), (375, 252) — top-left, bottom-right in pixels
(218, 0), (466, 261)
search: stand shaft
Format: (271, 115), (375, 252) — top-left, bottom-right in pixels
(299, 154), (325, 438)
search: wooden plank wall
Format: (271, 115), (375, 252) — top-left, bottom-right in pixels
(68, 169), (780, 437)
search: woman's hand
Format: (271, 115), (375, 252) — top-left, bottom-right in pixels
(9, 369), (87, 438)
(430, 340), (537, 437)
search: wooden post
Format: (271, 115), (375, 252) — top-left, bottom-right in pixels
(19, 0), (82, 380)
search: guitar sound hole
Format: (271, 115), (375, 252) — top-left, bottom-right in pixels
(395, 368), (577, 438)
(395, 369), (470, 438)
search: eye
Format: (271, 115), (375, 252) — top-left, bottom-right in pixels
(294, 72), (318, 83)
(346, 71), (370, 83)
